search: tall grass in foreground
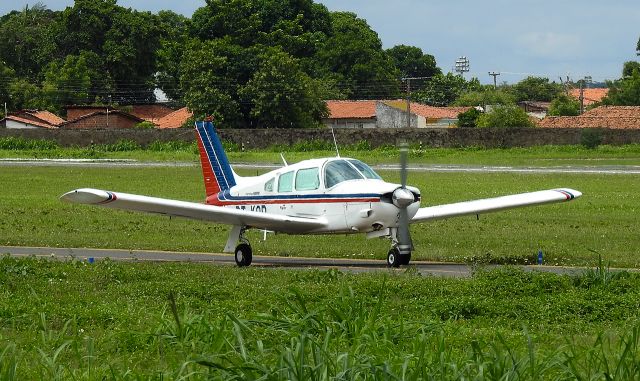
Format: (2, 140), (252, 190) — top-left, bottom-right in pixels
(2, 278), (640, 379)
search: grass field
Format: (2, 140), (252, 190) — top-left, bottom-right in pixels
(1, 140), (640, 378)
(2, 255), (640, 379)
(0, 164), (637, 267)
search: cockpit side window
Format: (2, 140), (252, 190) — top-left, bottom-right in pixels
(348, 159), (382, 180)
(264, 178), (275, 192)
(324, 160), (364, 188)
(277, 171), (294, 192)
(295, 167), (320, 191)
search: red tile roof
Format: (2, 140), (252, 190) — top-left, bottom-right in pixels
(326, 100), (377, 119)
(385, 100), (470, 119)
(569, 88), (609, 106)
(155, 107), (193, 129)
(4, 115), (59, 129)
(129, 104), (175, 122)
(29, 110), (65, 126)
(538, 106), (640, 129)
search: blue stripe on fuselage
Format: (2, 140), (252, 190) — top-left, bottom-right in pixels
(217, 190), (381, 201)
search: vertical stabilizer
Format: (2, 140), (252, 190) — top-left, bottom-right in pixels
(195, 121), (237, 197)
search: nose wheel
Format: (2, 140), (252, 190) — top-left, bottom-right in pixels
(234, 243), (253, 267)
(387, 247), (411, 267)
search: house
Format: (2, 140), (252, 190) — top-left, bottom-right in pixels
(323, 100), (377, 128)
(128, 104), (175, 123)
(62, 110), (145, 129)
(0, 110), (64, 129)
(518, 101), (551, 119)
(323, 100), (469, 128)
(538, 106), (640, 129)
(155, 107), (193, 129)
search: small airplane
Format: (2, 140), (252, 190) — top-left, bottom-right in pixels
(61, 120), (582, 267)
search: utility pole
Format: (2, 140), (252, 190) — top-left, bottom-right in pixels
(579, 81), (584, 115)
(405, 77), (411, 129)
(488, 72), (500, 89)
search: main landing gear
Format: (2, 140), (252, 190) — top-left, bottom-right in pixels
(226, 225), (252, 267)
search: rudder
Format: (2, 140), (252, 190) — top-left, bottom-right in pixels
(195, 121), (236, 197)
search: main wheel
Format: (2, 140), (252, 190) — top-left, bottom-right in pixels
(387, 248), (401, 268)
(234, 243), (253, 267)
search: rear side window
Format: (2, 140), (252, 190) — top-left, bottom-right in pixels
(295, 168), (320, 191)
(264, 178), (274, 192)
(278, 171), (294, 192)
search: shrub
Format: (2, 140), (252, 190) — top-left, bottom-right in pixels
(135, 121), (156, 129)
(457, 108), (482, 127)
(477, 105), (534, 128)
(581, 128), (603, 149)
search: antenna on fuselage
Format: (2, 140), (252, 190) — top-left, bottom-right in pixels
(280, 153), (288, 167)
(330, 127), (340, 158)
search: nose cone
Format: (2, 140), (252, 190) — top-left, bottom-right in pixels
(392, 187), (415, 208)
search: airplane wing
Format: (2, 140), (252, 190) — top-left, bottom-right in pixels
(60, 188), (327, 234)
(411, 188), (581, 223)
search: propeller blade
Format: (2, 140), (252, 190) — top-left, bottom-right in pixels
(397, 208), (412, 255)
(399, 142), (408, 188)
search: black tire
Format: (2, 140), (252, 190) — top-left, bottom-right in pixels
(400, 253), (412, 266)
(234, 243), (253, 267)
(387, 248), (401, 268)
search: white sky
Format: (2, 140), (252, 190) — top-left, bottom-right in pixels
(2, 0), (638, 84)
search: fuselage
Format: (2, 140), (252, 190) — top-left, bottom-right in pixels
(204, 157), (421, 234)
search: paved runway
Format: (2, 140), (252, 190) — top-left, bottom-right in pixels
(0, 245), (594, 278)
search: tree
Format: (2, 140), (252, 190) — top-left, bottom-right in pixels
(476, 105), (534, 128)
(240, 47), (327, 128)
(637, 36), (639, 55)
(8, 79), (47, 110)
(386, 45), (440, 80)
(413, 73), (478, 106)
(454, 88), (516, 107)
(315, 12), (400, 99)
(622, 61), (640, 77)
(42, 55), (91, 112)
(155, 11), (191, 102)
(548, 94), (580, 116)
(0, 4), (59, 77)
(508, 76), (563, 102)
(0, 61), (15, 113)
(602, 68), (640, 106)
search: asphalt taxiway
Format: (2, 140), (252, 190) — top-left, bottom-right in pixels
(0, 245), (596, 278)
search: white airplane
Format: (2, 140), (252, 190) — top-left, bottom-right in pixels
(61, 121), (582, 267)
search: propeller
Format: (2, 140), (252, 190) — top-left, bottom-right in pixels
(392, 143), (413, 256)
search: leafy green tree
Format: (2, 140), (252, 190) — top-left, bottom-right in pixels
(413, 73), (478, 106)
(0, 61), (16, 112)
(622, 61), (640, 77)
(8, 79), (47, 110)
(454, 88), (515, 107)
(508, 76), (563, 102)
(315, 12), (399, 99)
(602, 68), (640, 106)
(0, 4), (59, 77)
(240, 47), (327, 128)
(476, 105), (534, 128)
(386, 45), (440, 80)
(42, 55), (91, 112)
(155, 11), (191, 102)
(548, 94), (580, 116)
(457, 108), (481, 128)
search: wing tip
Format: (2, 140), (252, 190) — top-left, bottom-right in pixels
(60, 188), (115, 204)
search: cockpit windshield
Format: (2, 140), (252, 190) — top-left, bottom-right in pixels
(348, 159), (382, 180)
(324, 160), (364, 188)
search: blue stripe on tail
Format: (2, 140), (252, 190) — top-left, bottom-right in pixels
(195, 121), (236, 191)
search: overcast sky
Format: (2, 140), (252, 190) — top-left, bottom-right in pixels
(2, 0), (638, 84)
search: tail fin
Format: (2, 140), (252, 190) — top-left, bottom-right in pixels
(195, 121), (236, 197)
